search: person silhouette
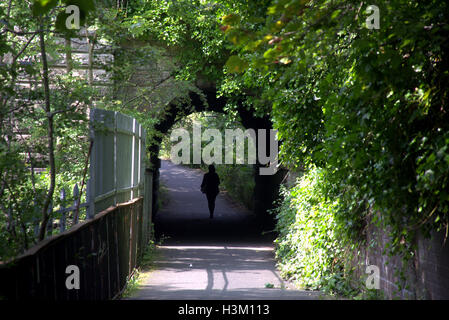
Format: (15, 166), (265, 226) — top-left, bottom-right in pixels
(201, 164), (220, 219)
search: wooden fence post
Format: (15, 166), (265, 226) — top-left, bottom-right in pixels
(89, 108), (94, 218)
(72, 184), (79, 224)
(87, 179), (95, 219)
(60, 188), (66, 232)
(46, 202), (53, 237)
(114, 111), (117, 206)
(33, 201), (39, 238)
(143, 168), (153, 245)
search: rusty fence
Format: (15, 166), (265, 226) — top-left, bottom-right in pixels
(0, 195), (152, 300)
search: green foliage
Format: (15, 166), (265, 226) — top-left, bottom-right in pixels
(221, 0), (449, 284)
(121, 0), (229, 82)
(121, 236), (158, 299)
(31, 0), (58, 16)
(0, 0), (96, 260)
(225, 55), (248, 73)
(0, 71), (92, 259)
(264, 282), (274, 289)
(215, 164), (254, 211)
(273, 167), (356, 296)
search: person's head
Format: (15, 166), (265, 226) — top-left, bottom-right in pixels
(208, 164), (215, 173)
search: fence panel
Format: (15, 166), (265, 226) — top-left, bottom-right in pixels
(89, 109), (116, 215)
(89, 109), (146, 217)
(0, 198), (146, 300)
(36, 109), (146, 239)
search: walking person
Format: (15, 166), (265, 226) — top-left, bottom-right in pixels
(201, 165), (220, 219)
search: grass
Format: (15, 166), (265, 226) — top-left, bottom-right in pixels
(121, 238), (159, 299)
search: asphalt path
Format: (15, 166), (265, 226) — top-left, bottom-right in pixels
(127, 160), (322, 300)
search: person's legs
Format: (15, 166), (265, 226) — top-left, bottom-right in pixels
(206, 193), (216, 218)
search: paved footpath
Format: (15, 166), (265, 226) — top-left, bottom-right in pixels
(127, 160), (323, 300)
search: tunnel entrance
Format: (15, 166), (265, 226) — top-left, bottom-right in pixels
(149, 88), (288, 240)
(153, 160), (276, 245)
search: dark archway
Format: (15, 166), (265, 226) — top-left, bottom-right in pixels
(149, 87), (287, 230)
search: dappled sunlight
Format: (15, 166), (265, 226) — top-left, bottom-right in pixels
(130, 244), (321, 300)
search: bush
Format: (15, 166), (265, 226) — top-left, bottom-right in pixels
(273, 167), (356, 296)
(215, 164), (254, 211)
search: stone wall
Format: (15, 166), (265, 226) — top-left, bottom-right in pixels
(415, 230), (449, 299)
(353, 217), (449, 299)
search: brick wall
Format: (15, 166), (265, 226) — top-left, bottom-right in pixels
(354, 217), (449, 299)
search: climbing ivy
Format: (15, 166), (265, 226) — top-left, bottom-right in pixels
(272, 167), (360, 296)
